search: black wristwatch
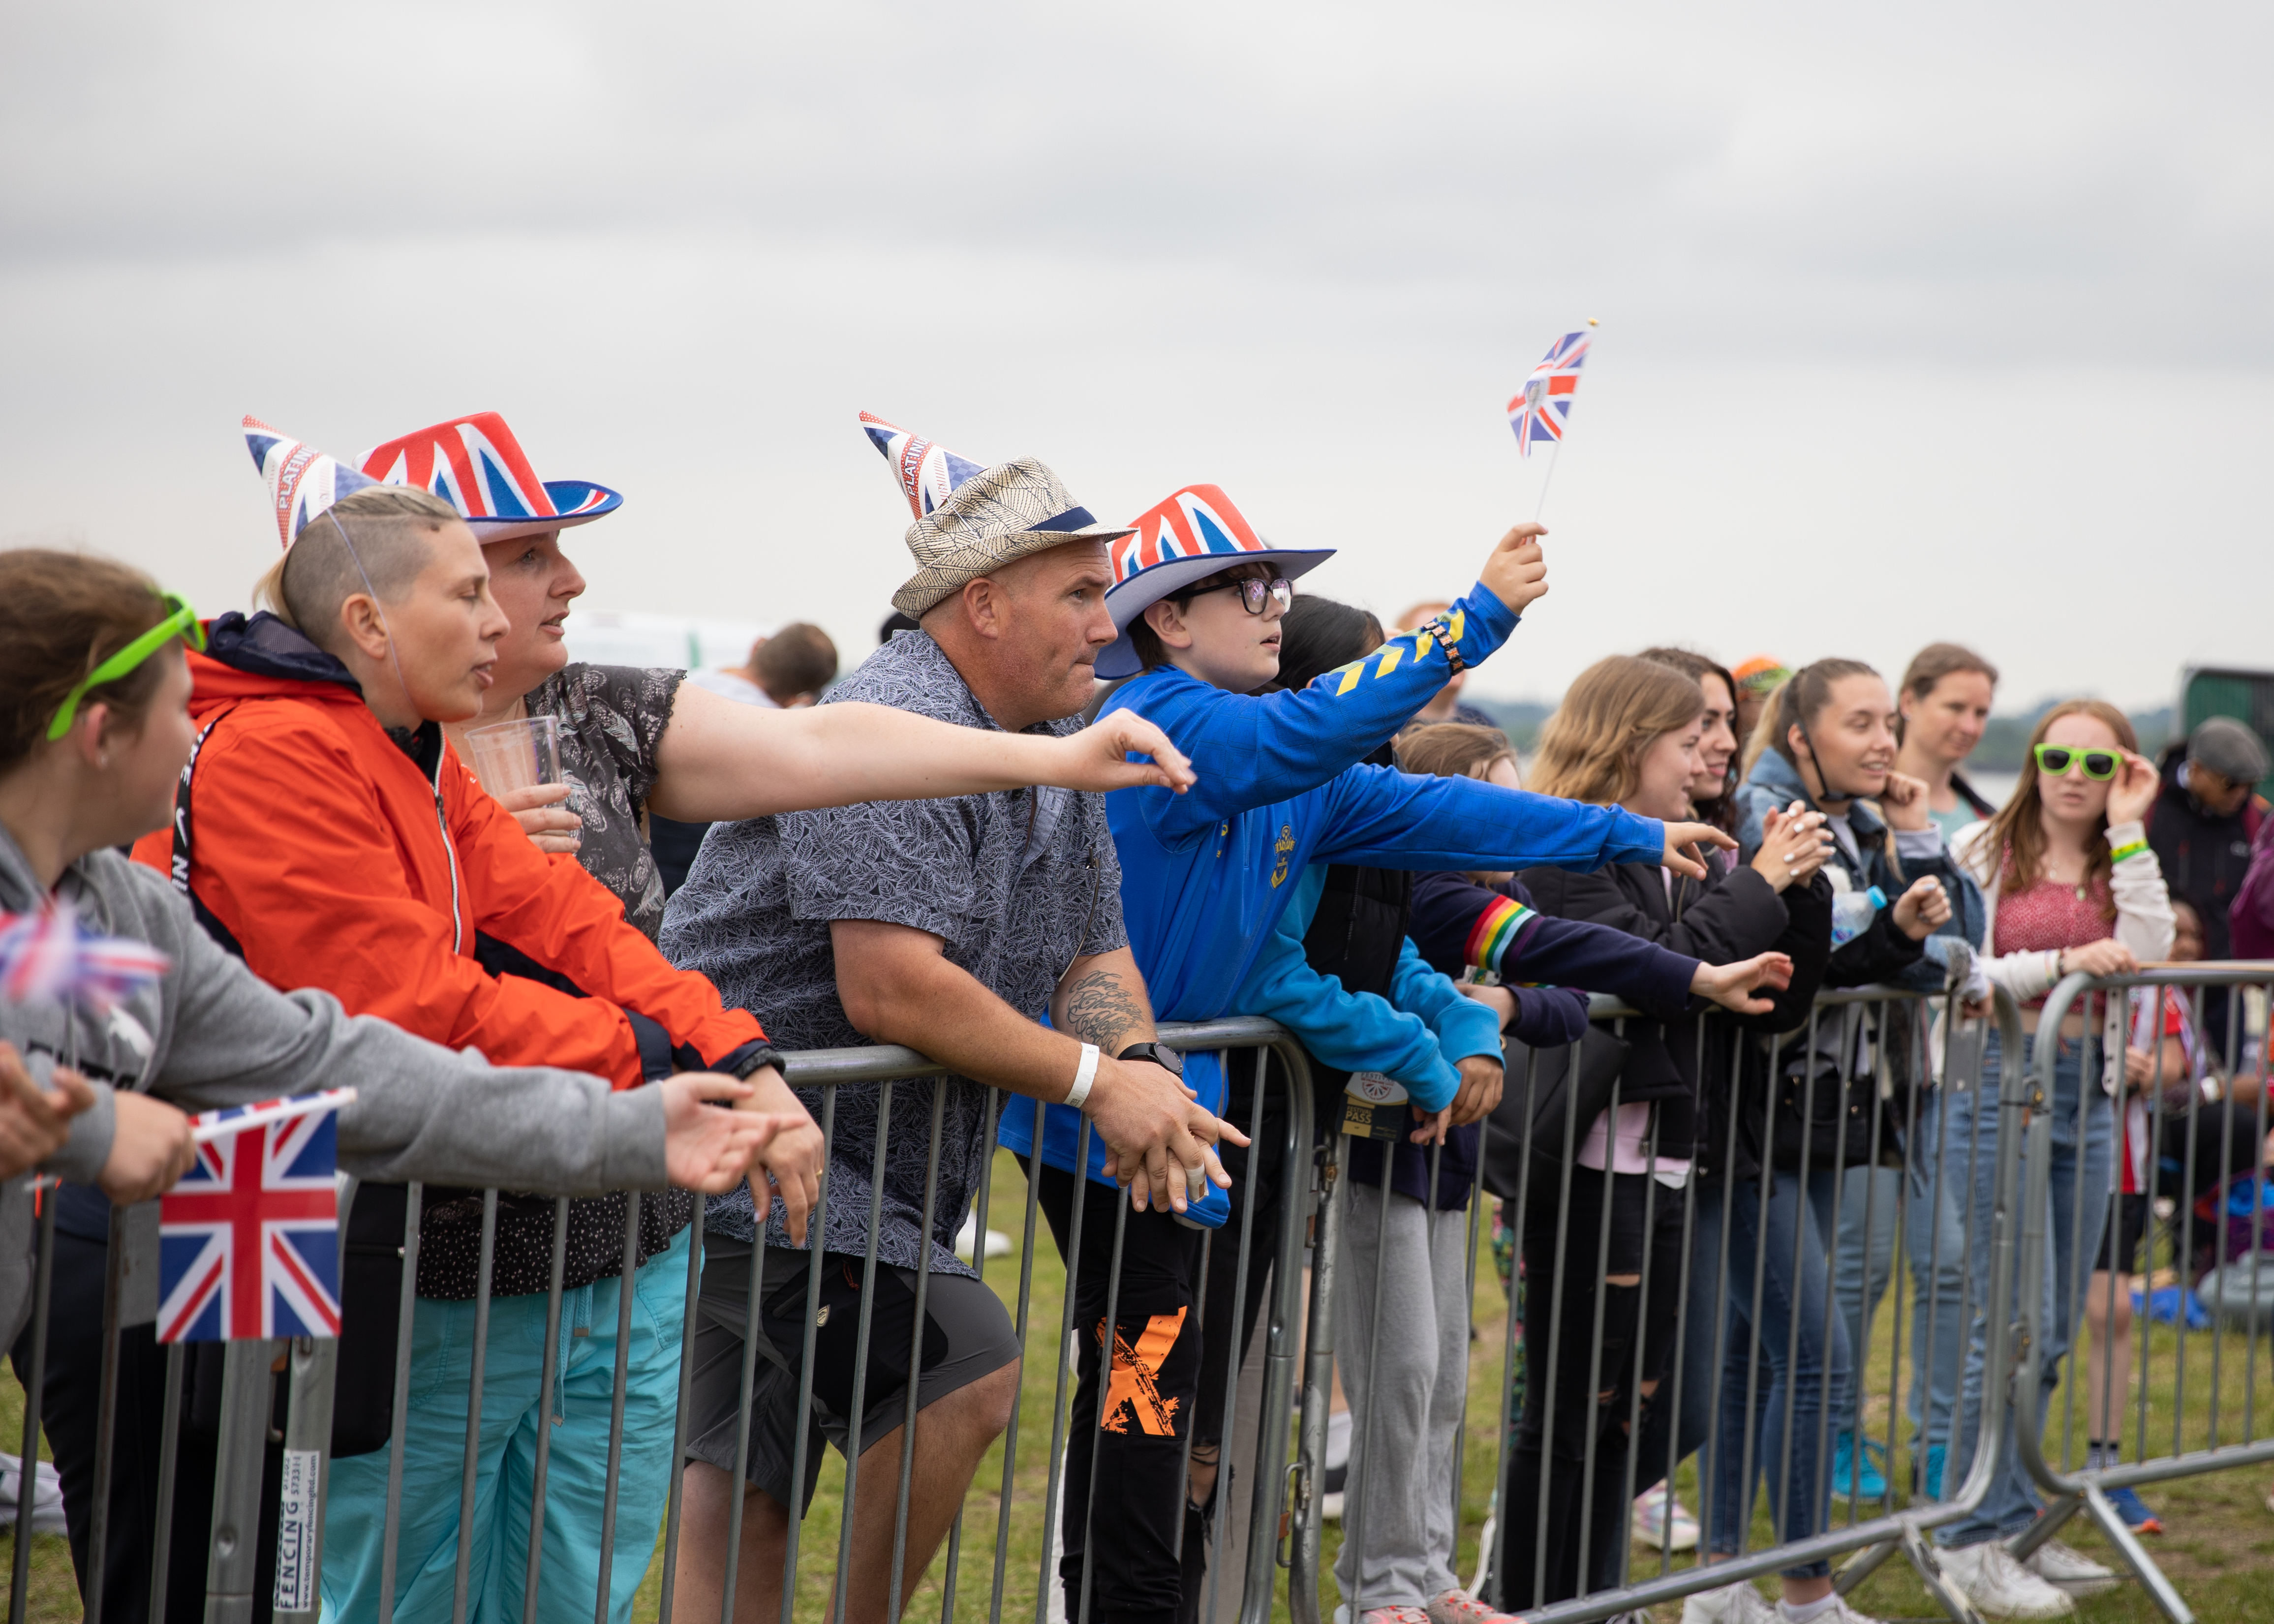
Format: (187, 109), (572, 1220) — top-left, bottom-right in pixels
(1117, 1041), (1185, 1080)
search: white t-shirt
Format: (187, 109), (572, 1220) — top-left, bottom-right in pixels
(685, 669), (777, 708)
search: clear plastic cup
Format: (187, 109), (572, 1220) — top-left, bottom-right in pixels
(465, 714), (563, 797)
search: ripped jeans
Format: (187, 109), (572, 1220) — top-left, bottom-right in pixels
(1500, 1166), (1684, 1608)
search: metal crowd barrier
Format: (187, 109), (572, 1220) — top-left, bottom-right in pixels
(1299, 981), (2036, 1624)
(5, 1016), (1315, 1624)
(2009, 964), (2274, 1624)
(21, 971), (2274, 1624)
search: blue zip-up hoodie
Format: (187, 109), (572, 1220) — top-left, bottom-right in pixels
(1234, 864), (1504, 1112)
(998, 580), (1666, 1211)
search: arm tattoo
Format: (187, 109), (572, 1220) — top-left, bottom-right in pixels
(1060, 967), (1153, 1053)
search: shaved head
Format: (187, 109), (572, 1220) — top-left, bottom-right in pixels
(266, 485), (462, 658)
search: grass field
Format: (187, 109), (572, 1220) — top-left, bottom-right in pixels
(13, 1152), (2274, 1623)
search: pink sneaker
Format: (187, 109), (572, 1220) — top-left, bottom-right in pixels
(1427, 1591), (1521, 1624)
(1359, 1608), (1434, 1624)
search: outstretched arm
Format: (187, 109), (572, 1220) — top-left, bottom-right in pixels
(645, 685), (1196, 822)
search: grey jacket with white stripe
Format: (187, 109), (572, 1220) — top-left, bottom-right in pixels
(0, 825), (678, 1349)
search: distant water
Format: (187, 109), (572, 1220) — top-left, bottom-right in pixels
(1967, 771), (2018, 811)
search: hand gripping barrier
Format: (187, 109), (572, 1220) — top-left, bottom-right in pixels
(2009, 963), (2274, 1624)
(1289, 982), (2035, 1624)
(5, 1016), (1315, 1624)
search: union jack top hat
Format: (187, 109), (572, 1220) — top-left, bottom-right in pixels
(358, 412), (621, 544)
(1095, 485), (1334, 679)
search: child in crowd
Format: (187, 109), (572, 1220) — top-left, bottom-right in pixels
(1001, 484), (1730, 1624)
(1508, 657), (1852, 1624)
(1391, 719), (1794, 1622)
(2082, 896), (2222, 1538)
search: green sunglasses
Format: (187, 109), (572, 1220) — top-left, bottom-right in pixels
(2033, 742), (2120, 781)
(45, 592), (206, 742)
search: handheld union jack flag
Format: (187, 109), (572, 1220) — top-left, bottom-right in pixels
(0, 901), (170, 1014)
(157, 1098), (344, 1342)
(1506, 329), (1592, 458)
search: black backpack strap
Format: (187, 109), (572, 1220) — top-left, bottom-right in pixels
(170, 704), (246, 959)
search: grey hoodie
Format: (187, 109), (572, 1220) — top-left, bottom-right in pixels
(0, 826), (677, 1348)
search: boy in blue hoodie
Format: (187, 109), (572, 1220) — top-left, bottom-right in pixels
(998, 486), (1731, 1624)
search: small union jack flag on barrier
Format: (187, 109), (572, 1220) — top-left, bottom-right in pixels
(0, 901), (170, 1013)
(1506, 329), (1592, 457)
(157, 1091), (353, 1343)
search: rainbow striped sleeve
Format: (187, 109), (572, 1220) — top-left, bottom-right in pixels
(1462, 895), (1539, 977)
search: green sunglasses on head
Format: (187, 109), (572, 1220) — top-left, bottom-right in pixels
(2033, 741), (2120, 781)
(45, 592), (207, 742)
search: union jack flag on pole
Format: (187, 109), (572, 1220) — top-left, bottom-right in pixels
(1506, 328), (1593, 458)
(0, 901), (170, 1014)
(157, 1095), (348, 1342)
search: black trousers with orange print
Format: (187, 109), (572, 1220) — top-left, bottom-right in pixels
(1034, 1160), (1207, 1624)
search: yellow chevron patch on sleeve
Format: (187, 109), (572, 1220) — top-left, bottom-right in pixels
(1373, 643), (1403, 677)
(1446, 607), (1464, 643)
(1332, 659), (1366, 695)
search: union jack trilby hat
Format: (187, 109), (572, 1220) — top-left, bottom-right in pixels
(243, 417), (381, 550)
(1095, 485), (1334, 679)
(359, 412), (621, 545)
(861, 411), (1135, 620)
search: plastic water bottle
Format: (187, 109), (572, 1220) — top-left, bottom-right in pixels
(1829, 884), (1887, 949)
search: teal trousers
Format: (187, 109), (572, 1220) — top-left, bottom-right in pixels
(320, 1227), (691, 1624)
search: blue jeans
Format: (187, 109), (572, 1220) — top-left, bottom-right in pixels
(1704, 1169), (1852, 1578)
(321, 1227), (692, 1624)
(1905, 1081), (1985, 1474)
(1938, 1033), (2112, 1549)
(1811, 1164), (1900, 1442)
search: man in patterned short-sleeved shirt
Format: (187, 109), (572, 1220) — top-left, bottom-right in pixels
(660, 526), (1239, 1624)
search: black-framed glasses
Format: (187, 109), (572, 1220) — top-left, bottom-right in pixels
(2033, 742), (2120, 781)
(46, 592), (206, 741)
(1186, 575), (1293, 617)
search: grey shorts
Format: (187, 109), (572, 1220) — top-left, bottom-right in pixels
(682, 1239), (1021, 1513)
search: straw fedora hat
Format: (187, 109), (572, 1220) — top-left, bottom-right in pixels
(862, 412), (1134, 619)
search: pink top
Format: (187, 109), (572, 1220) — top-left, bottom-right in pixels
(1993, 870), (2114, 1007)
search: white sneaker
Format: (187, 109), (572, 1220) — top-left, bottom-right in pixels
(0, 1452), (66, 1536)
(2023, 1538), (2119, 1597)
(1937, 1541), (2077, 1618)
(1634, 1483), (1701, 1551)
(1681, 1579), (1780, 1624)
(1777, 1599), (1885, 1624)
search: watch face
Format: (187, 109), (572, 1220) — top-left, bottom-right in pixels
(1127, 1043), (1184, 1077)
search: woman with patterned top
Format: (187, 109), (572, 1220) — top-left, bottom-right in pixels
(1931, 700), (2173, 1617)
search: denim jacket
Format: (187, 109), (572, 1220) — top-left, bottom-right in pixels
(1733, 748), (1984, 994)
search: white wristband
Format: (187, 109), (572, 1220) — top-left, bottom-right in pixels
(1064, 1042), (1100, 1111)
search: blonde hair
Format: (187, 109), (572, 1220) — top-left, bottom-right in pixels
(254, 486), (464, 646)
(1530, 656), (1706, 806)
(1739, 676), (1789, 778)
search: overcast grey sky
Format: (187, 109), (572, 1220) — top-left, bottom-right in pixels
(4, 1), (2267, 710)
